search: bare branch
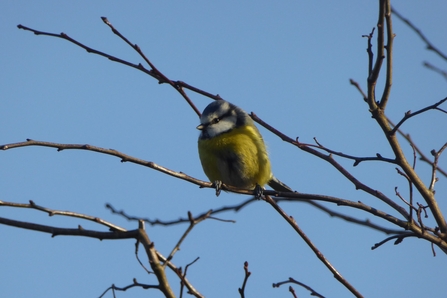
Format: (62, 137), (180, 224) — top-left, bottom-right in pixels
(390, 97), (447, 135)
(1, 138), (211, 188)
(379, 1), (394, 109)
(423, 61), (447, 81)
(3, 134), (445, 251)
(394, 185), (415, 224)
(178, 257), (200, 298)
(262, 194), (363, 298)
(366, 0), (386, 111)
(429, 142), (447, 192)
(135, 240), (152, 275)
(1, 139), (412, 228)
(312, 137), (397, 166)
(351, 79), (447, 179)
(136, 221), (175, 298)
(160, 253), (203, 298)
(289, 286), (298, 298)
(358, 1), (447, 234)
(273, 277), (325, 298)
(361, 27), (375, 79)
(391, 7), (447, 61)
(99, 17), (202, 117)
(250, 113), (409, 219)
(0, 216), (138, 239)
(17, 22), (207, 118)
(99, 279), (160, 298)
(387, 118), (447, 178)
(302, 199), (405, 235)
(238, 261), (251, 298)
(371, 232), (418, 250)
(349, 78), (368, 102)
(106, 203), (237, 226)
(163, 211), (212, 267)
(0, 200), (126, 232)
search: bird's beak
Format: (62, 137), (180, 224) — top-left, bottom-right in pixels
(196, 124), (204, 130)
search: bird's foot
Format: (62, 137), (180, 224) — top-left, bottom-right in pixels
(254, 184), (264, 200)
(213, 180), (223, 197)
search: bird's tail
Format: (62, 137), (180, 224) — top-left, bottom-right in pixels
(268, 176), (293, 192)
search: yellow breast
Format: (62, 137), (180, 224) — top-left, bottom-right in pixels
(198, 125), (272, 189)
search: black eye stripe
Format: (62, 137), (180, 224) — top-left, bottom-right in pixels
(210, 109), (233, 125)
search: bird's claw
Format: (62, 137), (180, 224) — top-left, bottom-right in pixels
(214, 180), (223, 197)
(254, 184), (264, 199)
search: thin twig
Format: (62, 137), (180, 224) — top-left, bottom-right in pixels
(361, 28), (376, 79)
(106, 203), (237, 225)
(17, 22), (207, 118)
(350, 79), (447, 178)
(250, 113), (410, 219)
(108, 198), (405, 235)
(178, 257), (200, 298)
(0, 199), (126, 232)
(273, 277), (325, 298)
(263, 194), (363, 298)
(429, 142), (447, 192)
(99, 279), (159, 298)
(379, 1), (394, 109)
(366, 0), (386, 111)
(312, 137), (397, 166)
(371, 232), (418, 250)
(135, 240), (152, 274)
(423, 61), (447, 81)
(136, 221), (175, 298)
(391, 7), (447, 61)
(390, 97), (447, 135)
(238, 261), (251, 298)
(157, 254), (203, 298)
(388, 118), (447, 178)
(163, 211), (212, 267)
(1, 139), (211, 188)
(0, 216), (138, 239)
(99, 17), (202, 117)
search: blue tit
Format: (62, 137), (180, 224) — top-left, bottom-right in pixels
(197, 100), (291, 194)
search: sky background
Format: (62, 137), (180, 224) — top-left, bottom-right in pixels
(1, 1), (447, 297)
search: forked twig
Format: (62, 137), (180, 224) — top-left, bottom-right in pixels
(273, 277), (325, 298)
(99, 279), (160, 298)
(238, 261), (251, 298)
(390, 97), (447, 135)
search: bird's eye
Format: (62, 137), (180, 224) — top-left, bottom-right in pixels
(211, 117), (220, 125)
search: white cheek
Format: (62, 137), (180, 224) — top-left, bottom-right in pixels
(206, 118), (235, 138)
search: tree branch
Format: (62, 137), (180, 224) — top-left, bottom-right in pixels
(136, 220), (176, 298)
(99, 279), (160, 298)
(238, 261), (251, 298)
(390, 97), (447, 135)
(360, 0), (447, 235)
(250, 113), (410, 219)
(262, 194), (363, 298)
(391, 7), (447, 61)
(0, 216), (138, 239)
(0, 199), (126, 232)
(273, 277), (325, 298)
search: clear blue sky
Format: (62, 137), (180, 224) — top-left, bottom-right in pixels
(1, 1), (446, 297)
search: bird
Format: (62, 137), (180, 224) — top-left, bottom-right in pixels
(197, 99), (292, 196)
